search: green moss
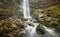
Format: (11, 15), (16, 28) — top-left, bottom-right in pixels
(38, 4), (60, 31)
(16, 23), (24, 28)
(44, 4), (60, 14)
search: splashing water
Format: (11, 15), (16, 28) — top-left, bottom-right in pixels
(24, 19), (39, 37)
(22, 0), (39, 37)
(43, 26), (59, 37)
(19, 0), (60, 37)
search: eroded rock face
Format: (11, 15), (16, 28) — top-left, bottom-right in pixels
(29, 0), (60, 18)
(0, 0), (17, 19)
(29, 0), (60, 9)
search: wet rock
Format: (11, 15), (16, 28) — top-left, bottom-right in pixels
(46, 10), (53, 17)
(27, 23), (34, 27)
(16, 23), (25, 29)
(36, 24), (45, 34)
(18, 33), (26, 37)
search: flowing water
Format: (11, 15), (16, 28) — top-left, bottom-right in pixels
(43, 26), (60, 37)
(22, 0), (39, 37)
(19, 0), (60, 37)
(24, 20), (39, 37)
(23, 0), (31, 18)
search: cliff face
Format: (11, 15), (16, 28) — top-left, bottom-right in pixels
(29, 0), (60, 30)
(29, 0), (60, 16)
(30, 0), (60, 9)
(0, 0), (17, 19)
(0, 0), (60, 19)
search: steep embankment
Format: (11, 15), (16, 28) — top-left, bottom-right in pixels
(39, 4), (60, 31)
(29, 0), (60, 31)
(0, 0), (17, 19)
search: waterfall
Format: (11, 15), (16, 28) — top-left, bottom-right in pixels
(19, 0), (60, 37)
(23, 0), (31, 19)
(22, 0), (39, 37)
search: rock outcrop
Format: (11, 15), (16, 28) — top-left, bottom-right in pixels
(30, 0), (60, 9)
(0, 0), (17, 19)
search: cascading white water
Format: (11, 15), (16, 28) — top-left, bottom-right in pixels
(29, 23), (39, 37)
(23, 0), (31, 18)
(24, 20), (39, 37)
(22, 0), (39, 37)
(43, 26), (59, 37)
(21, 0), (60, 37)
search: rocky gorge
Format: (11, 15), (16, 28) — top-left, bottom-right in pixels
(0, 0), (60, 37)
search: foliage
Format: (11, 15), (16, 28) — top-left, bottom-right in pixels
(0, 19), (25, 37)
(0, 0), (17, 18)
(38, 4), (60, 31)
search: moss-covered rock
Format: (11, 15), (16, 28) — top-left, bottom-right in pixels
(38, 4), (60, 31)
(36, 24), (45, 34)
